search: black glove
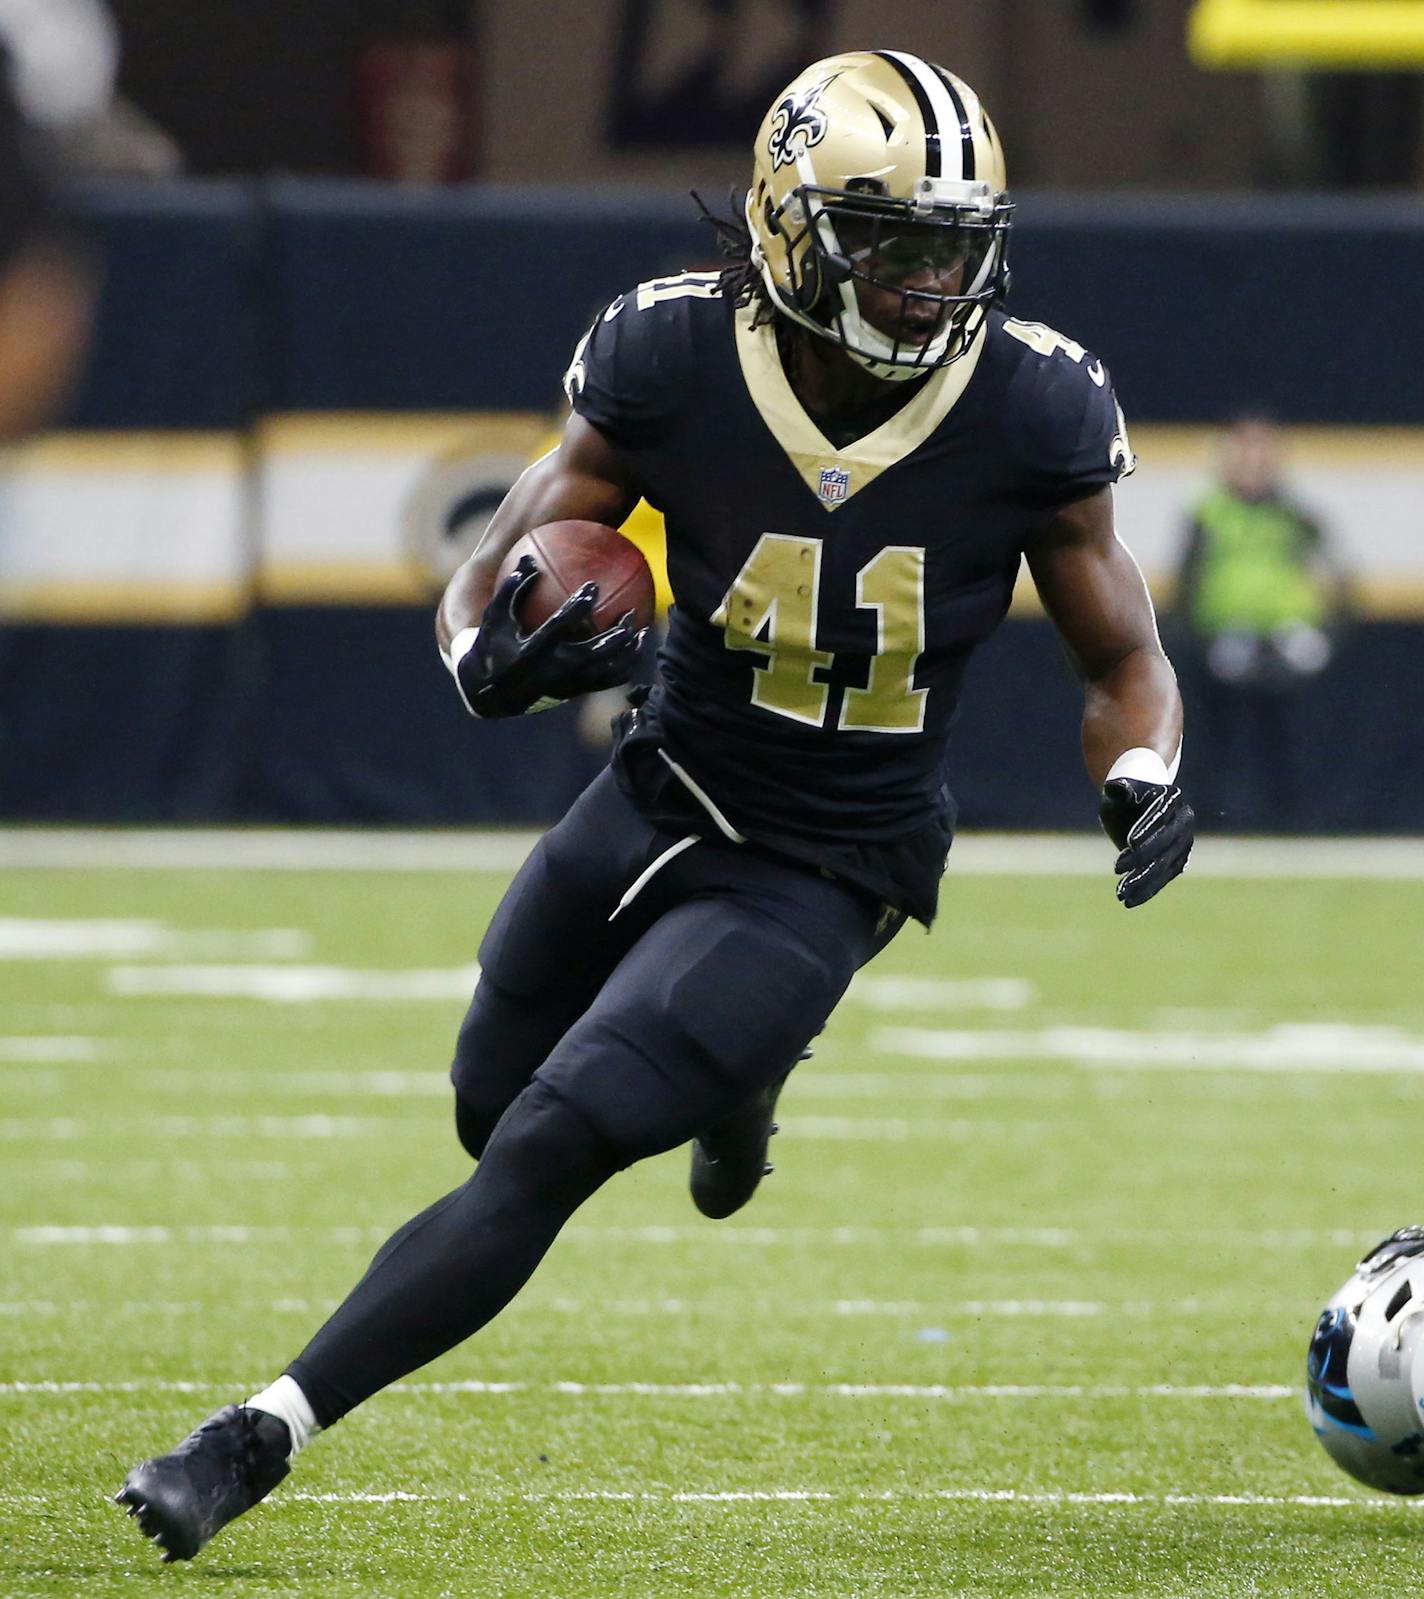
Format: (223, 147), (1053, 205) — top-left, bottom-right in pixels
(457, 555), (642, 718)
(1099, 776), (1195, 908)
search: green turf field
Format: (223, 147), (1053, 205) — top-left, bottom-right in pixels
(5, 839), (1424, 1596)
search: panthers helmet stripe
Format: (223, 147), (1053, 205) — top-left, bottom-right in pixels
(871, 50), (942, 178)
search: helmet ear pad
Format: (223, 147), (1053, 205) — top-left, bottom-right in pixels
(793, 248), (823, 311)
(792, 238), (853, 314)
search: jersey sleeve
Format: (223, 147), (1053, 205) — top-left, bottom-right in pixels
(562, 285), (689, 454)
(1002, 325), (1135, 512)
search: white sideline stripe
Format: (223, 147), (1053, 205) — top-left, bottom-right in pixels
(9, 1222), (1387, 1248)
(2, 828), (1422, 879)
(0, 918), (310, 960)
(105, 963), (479, 1002)
(874, 1023), (1424, 1073)
(0, 1379), (1295, 1400)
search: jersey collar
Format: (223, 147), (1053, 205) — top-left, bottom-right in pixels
(733, 306), (986, 511)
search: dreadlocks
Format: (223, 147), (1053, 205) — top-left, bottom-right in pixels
(690, 190), (776, 326)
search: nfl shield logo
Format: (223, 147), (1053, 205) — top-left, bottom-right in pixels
(817, 465), (851, 507)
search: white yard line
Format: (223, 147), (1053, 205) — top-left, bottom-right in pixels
(0, 1378), (1295, 1400)
(71, 1068), (1077, 1104)
(0, 1114), (1038, 1143)
(0, 1295), (1151, 1319)
(0, 1116), (383, 1141)
(0, 918), (309, 960)
(0, 830), (541, 872)
(0, 1036), (101, 1061)
(2, 1485), (1405, 1511)
(873, 1023), (1424, 1073)
(0, 828), (1420, 879)
(8, 1222), (1384, 1249)
(286, 1487), (1415, 1510)
(105, 964), (479, 1002)
(849, 976), (1036, 1011)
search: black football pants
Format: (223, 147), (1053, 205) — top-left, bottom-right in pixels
(288, 768), (903, 1426)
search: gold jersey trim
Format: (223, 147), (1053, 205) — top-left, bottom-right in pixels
(732, 305), (986, 510)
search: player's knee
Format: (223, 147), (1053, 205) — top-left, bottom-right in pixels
(478, 1078), (624, 1209)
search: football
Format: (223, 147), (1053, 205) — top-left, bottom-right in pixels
(495, 520), (656, 635)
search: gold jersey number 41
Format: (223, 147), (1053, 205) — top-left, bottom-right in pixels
(711, 533), (927, 734)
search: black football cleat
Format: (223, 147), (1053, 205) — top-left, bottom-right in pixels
(690, 1058), (802, 1220)
(114, 1404), (292, 1562)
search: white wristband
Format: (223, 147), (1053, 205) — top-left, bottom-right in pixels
(443, 626), (481, 716)
(444, 626), (479, 673)
(1105, 744), (1179, 787)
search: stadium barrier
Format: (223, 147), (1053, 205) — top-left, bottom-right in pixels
(2, 182), (1421, 829)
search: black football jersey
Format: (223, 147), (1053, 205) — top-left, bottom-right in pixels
(565, 274), (1133, 922)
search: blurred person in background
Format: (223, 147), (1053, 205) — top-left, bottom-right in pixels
(1173, 414), (1351, 830)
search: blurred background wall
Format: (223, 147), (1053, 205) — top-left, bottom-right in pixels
(97, 0), (1423, 189)
(2, 0), (1422, 832)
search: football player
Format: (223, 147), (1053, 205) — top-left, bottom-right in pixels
(116, 51), (1193, 1562)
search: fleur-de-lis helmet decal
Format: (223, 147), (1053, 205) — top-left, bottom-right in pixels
(766, 73), (839, 170)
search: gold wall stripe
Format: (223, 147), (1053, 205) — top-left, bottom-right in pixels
(10, 420), (1423, 469)
(258, 562), (429, 605)
(4, 419), (1424, 620)
(257, 412), (550, 455)
(3, 432), (246, 473)
(1128, 425), (1424, 469)
(0, 582), (248, 624)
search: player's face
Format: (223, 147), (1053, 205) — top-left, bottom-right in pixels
(1222, 419), (1282, 499)
(832, 216), (972, 346)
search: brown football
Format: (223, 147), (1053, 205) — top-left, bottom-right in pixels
(495, 520), (656, 635)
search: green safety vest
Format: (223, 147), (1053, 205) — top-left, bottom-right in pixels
(1188, 488), (1326, 634)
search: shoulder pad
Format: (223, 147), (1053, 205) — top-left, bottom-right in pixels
(998, 318), (1135, 490)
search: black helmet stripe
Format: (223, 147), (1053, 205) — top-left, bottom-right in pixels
(931, 66), (977, 182)
(871, 50), (941, 179)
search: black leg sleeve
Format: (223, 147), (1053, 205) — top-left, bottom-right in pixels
(287, 1078), (621, 1427)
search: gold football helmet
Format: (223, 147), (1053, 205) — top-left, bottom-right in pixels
(747, 51), (1012, 381)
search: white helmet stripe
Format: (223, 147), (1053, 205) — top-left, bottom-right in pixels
(879, 50), (969, 182)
